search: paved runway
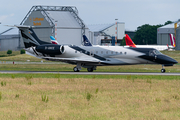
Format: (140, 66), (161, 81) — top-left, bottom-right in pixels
(0, 71), (180, 76)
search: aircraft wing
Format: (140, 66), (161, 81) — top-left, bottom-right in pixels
(42, 57), (102, 64)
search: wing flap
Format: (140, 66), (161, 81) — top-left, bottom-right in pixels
(42, 57), (101, 63)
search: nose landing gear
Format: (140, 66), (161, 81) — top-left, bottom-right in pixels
(161, 65), (166, 73)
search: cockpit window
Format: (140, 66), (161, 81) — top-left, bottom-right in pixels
(154, 50), (162, 55)
(149, 50), (162, 56)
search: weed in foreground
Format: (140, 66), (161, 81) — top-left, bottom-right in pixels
(147, 79), (152, 84)
(86, 92), (92, 101)
(15, 94), (19, 98)
(95, 88), (99, 94)
(11, 75), (15, 79)
(173, 95), (179, 100)
(28, 81), (32, 85)
(0, 92), (1, 100)
(127, 75), (131, 80)
(41, 95), (49, 103)
(1, 81), (6, 86)
(49, 116), (54, 120)
(155, 98), (161, 102)
(25, 75), (33, 81)
(58, 78), (61, 83)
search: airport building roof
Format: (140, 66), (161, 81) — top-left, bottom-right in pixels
(0, 28), (19, 35)
(87, 22), (134, 32)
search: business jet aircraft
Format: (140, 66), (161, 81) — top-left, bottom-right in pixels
(15, 25), (177, 73)
(125, 34), (175, 51)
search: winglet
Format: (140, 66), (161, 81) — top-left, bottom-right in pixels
(125, 34), (136, 47)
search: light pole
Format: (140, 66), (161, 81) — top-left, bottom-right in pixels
(115, 19), (118, 45)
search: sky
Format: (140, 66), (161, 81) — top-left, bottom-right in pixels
(0, 0), (179, 33)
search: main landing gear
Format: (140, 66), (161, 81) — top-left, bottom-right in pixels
(73, 63), (96, 72)
(73, 67), (80, 72)
(87, 68), (93, 72)
(161, 65), (166, 73)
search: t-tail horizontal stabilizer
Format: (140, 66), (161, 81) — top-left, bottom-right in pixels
(13, 25), (51, 48)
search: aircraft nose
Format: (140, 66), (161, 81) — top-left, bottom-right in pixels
(157, 55), (178, 64)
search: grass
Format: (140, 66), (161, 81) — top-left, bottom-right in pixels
(0, 76), (180, 119)
(0, 51), (179, 119)
(0, 73), (179, 79)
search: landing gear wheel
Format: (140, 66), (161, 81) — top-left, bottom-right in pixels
(87, 68), (93, 72)
(161, 69), (166, 73)
(73, 67), (79, 72)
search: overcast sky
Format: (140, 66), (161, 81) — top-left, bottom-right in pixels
(0, 0), (179, 33)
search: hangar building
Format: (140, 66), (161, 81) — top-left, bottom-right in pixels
(21, 5), (89, 46)
(157, 23), (175, 46)
(0, 28), (20, 51)
(175, 27), (180, 50)
(87, 23), (125, 46)
(87, 23), (135, 46)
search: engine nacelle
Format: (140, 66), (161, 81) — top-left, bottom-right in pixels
(36, 44), (65, 55)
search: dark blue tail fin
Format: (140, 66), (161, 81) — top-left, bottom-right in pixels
(83, 35), (92, 46)
(15, 25), (51, 48)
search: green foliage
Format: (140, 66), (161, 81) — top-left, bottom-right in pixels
(0, 55), (6, 57)
(42, 95), (49, 103)
(147, 79), (152, 84)
(25, 75), (33, 80)
(127, 75), (131, 80)
(86, 92), (92, 101)
(15, 94), (19, 98)
(11, 75), (15, 79)
(28, 81), (32, 85)
(95, 88), (99, 94)
(121, 37), (126, 46)
(0, 91), (2, 100)
(133, 21), (173, 45)
(20, 49), (25, 54)
(7, 50), (12, 55)
(49, 117), (54, 120)
(164, 21), (173, 25)
(1, 81), (6, 86)
(173, 95), (179, 100)
(155, 98), (161, 102)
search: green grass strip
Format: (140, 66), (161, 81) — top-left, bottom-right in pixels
(0, 73), (180, 80)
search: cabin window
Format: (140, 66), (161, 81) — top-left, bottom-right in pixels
(111, 51), (113, 54)
(106, 51), (108, 54)
(75, 51), (77, 53)
(116, 52), (118, 54)
(120, 52), (122, 54)
(96, 51), (98, 54)
(101, 51), (103, 54)
(124, 52), (127, 55)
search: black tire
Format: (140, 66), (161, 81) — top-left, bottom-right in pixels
(73, 67), (79, 72)
(87, 68), (93, 72)
(161, 69), (166, 73)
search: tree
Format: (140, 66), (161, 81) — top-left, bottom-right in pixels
(164, 21), (173, 25)
(120, 37), (126, 46)
(20, 49), (25, 54)
(7, 50), (12, 55)
(133, 24), (163, 45)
